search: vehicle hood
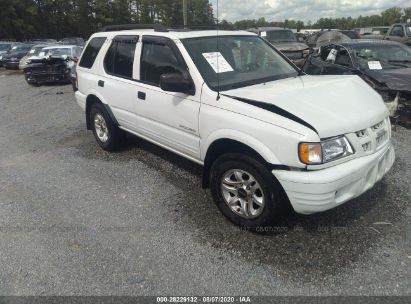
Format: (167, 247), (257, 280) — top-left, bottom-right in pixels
(270, 42), (309, 51)
(364, 68), (411, 92)
(223, 75), (388, 138)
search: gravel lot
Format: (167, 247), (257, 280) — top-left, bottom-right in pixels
(0, 69), (409, 296)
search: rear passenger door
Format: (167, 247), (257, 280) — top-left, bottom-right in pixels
(101, 35), (139, 130)
(132, 35), (201, 159)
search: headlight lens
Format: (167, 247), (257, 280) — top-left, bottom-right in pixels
(299, 136), (354, 165)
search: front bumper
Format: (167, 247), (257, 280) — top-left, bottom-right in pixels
(4, 61), (20, 69)
(273, 142), (395, 214)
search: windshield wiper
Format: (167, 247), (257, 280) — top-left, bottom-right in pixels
(388, 60), (411, 64)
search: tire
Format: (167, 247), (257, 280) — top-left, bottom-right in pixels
(24, 74), (40, 86)
(90, 103), (124, 151)
(210, 153), (289, 228)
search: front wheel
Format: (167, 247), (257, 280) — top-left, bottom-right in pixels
(210, 153), (290, 228)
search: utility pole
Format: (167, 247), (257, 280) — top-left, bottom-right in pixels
(183, 0), (188, 28)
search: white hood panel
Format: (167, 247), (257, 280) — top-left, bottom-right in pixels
(224, 75), (389, 138)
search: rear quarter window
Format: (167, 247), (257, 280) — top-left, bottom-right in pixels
(79, 37), (106, 69)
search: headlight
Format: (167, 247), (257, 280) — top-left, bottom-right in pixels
(299, 136), (354, 165)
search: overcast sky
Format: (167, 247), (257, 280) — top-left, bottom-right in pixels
(209, 0), (410, 23)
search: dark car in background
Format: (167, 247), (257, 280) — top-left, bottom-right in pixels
(339, 30), (360, 39)
(60, 37), (85, 46)
(24, 45), (83, 86)
(0, 42), (19, 67)
(2, 44), (34, 69)
(303, 39), (411, 128)
(248, 27), (310, 66)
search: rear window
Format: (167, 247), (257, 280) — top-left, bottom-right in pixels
(79, 37), (106, 69)
(104, 35), (138, 78)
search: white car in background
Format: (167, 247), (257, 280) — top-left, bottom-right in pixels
(19, 44), (51, 70)
(75, 26), (395, 228)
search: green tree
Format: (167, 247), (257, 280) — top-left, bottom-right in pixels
(381, 7), (402, 25)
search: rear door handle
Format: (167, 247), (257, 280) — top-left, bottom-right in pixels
(98, 80), (104, 87)
(138, 91), (146, 100)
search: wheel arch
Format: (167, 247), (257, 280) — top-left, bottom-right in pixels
(201, 134), (282, 189)
(85, 92), (118, 130)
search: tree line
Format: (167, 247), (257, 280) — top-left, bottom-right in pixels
(223, 7), (411, 31)
(0, 0), (214, 40)
(1, 1), (410, 41)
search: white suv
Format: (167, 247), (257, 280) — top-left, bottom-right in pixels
(75, 26), (395, 228)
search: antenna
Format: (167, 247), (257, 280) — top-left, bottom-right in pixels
(216, 0), (221, 100)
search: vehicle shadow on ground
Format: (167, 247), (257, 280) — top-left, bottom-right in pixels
(72, 130), (400, 279)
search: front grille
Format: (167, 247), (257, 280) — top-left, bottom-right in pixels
(355, 118), (390, 153)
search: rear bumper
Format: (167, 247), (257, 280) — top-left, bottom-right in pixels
(273, 142), (395, 214)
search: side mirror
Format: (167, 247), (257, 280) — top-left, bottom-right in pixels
(160, 73), (194, 95)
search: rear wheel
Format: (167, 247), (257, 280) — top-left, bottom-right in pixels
(210, 153), (289, 228)
(90, 103), (123, 151)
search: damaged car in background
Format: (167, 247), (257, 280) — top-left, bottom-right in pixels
(19, 44), (51, 70)
(248, 27), (310, 67)
(303, 40), (411, 128)
(23, 45), (83, 86)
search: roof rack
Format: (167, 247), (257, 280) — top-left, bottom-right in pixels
(99, 24), (168, 32)
(99, 24), (235, 33)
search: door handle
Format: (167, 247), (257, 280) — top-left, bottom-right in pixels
(98, 80), (104, 87)
(138, 91), (146, 100)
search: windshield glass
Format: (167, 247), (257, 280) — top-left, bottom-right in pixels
(407, 26), (411, 36)
(10, 45), (32, 53)
(266, 30), (296, 42)
(182, 35), (298, 91)
(0, 44), (11, 51)
(354, 44), (411, 70)
(29, 46), (46, 56)
(45, 48), (71, 57)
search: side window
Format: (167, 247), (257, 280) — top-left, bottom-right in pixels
(104, 35), (139, 79)
(79, 37), (106, 68)
(391, 26), (404, 37)
(140, 39), (185, 86)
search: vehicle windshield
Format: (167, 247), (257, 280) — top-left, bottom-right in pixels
(354, 44), (411, 70)
(45, 48), (72, 57)
(10, 45), (32, 53)
(407, 25), (411, 36)
(182, 35), (298, 91)
(266, 30), (296, 42)
(0, 44), (11, 51)
(28, 46), (46, 56)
